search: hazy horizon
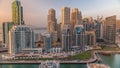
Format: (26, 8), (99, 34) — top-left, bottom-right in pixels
(0, 0), (120, 28)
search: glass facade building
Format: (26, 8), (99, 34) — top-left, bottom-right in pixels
(2, 22), (13, 47)
(95, 21), (104, 39)
(44, 34), (52, 52)
(61, 25), (71, 52)
(62, 7), (70, 28)
(8, 25), (34, 54)
(12, 0), (24, 25)
(83, 18), (95, 31)
(104, 15), (116, 44)
(48, 8), (57, 33)
(74, 25), (85, 51)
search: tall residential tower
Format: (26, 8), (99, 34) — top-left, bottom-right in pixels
(47, 8), (58, 42)
(12, 0), (24, 25)
(74, 25), (85, 51)
(2, 22), (13, 47)
(48, 8), (57, 33)
(104, 15), (116, 44)
(71, 8), (82, 32)
(8, 25), (34, 54)
(61, 7), (70, 28)
(61, 25), (71, 52)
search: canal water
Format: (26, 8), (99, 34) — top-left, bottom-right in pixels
(1, 54), (120, 68)
(0, 64), (87, 68)
(98, 54), (120, 68)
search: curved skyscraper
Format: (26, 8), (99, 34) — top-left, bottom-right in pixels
(12, 0), (24, 25)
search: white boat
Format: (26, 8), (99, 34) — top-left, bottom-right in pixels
(87, 63), (110, 68)
(39, 61), (60, 68)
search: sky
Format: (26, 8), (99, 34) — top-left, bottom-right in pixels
(0, 0), (120, 28)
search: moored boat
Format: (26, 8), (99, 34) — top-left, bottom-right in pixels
(87, 63), (110, 68)
(39, 61), (60, 68)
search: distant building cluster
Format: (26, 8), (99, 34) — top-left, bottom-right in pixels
(46, 7), (116, 52)
(2, 0), (116, 56)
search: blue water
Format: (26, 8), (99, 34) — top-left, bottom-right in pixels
(1, 54), (120, 68)
(99, 54), (120, 68)
(0, 64), (87, 68)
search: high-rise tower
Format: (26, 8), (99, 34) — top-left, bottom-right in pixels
(70, 8), (82, 35)
(12, 0), (24, 25)
(74, 25), (85, 51)
(71, 8), (82, 26)
(95, 16), (104, 39)
(2, 22), (13, 47)
(8, 25), (34, 54)
(104, 15), (116, 44)
(48, 8), (57, 33)
(47, 8), (58, 42)
(61, 25), (71, 52)
(61, 7), (70, 28)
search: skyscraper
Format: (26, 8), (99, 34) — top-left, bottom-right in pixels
(61, 25), (71, 52)
(8, 25), (34, 54)
(62, 7), (70, 28)
(71, 8), (82, 32)
(83, 18), (95, 31)
(95, 16), (104, 39)
(44, 33), (52, 52)
(48, 8), (57, 33)
(47, 8), (58, 42)
(12, 0), (24, 25)
(104, 15), (116, 44)
(2, 22), (13, 47)
(74, 25), (85, 51)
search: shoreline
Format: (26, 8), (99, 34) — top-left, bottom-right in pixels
(0, 51), (120, 64)
(0, 60), (96, 64)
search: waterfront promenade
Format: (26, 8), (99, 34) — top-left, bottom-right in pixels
(0, 60), (96, 64)
(0, 51), (120, 64)
(0, 52), (97, 64)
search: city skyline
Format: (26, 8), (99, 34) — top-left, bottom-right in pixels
(0, 0), (120, 28)
(0, 0), (120, 68)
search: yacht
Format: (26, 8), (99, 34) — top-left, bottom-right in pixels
(87, 63), (110, 68)
(39, 61), (60, 68)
